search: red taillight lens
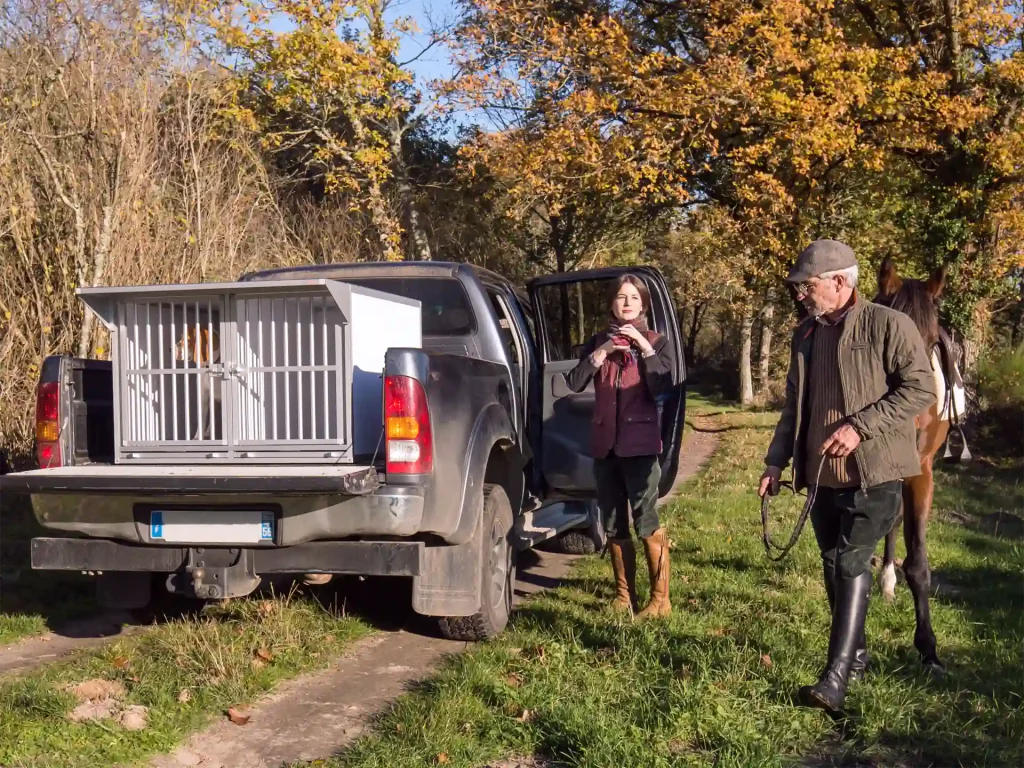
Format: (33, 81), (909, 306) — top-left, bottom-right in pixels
(35, 381), (62, 469)
(384, 375), (433, 474)
(37, 381), (59, 422)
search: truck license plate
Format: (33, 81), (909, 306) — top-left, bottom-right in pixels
(150, 510), (274, 544)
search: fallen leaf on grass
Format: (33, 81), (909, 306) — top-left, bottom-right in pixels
(177, 689), (191, 703)
(227, 707), (250, 726)
(505, 673), (523, 688)
(112, 656), (130, 670)
(761, 654), (773, 668)
(436, 754), (450, 765)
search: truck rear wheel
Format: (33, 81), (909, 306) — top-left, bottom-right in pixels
(438, 484), (515, 641)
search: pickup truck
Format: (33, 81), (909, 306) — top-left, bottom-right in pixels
(0, 262), (686, 641)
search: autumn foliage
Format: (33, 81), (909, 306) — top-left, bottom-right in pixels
(0, 0), (1021, 452)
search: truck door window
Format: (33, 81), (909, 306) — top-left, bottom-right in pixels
(534, 278), (659, 362)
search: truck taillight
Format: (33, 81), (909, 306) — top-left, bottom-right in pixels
(384, 375), (432, 474)
(35, 380), (62, 469)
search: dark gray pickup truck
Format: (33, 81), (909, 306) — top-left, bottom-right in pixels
(0, 262), (686, 640)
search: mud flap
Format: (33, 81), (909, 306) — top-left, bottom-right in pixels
(411, 503), (484, 617)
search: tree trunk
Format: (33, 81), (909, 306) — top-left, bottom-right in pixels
(390, 114), (431, 261)
(685, 302), (706, 368)
(550, 214), (573, 356)
(739, 306), (755, 405)
(78, 134), (124, 358)
(757, 289), (775, 392)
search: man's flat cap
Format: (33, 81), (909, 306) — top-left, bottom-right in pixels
(786, 239), (857, 283)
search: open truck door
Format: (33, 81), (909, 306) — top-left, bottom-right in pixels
(527, 267), (686, 499)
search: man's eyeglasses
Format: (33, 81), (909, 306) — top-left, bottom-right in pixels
(794, 275), (835, 295)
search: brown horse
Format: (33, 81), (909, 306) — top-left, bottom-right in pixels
(873, 257), (953, 672)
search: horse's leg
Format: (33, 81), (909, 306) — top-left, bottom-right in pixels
(902, 470), (943, 671)
(880, 516), (900, 602)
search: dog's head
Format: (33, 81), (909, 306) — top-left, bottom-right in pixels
(175, 327), (220, 365)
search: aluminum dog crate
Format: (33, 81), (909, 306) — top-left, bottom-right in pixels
(77, 279), (422, 464)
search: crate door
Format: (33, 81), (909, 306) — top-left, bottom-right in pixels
(119, 298), (227, 448)
(231, 292), (346, 451)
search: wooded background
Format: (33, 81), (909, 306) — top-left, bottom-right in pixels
(1, 0), (1021, 462)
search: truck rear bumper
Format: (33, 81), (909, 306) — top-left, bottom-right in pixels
(31, 537), (422, 576)
(25, 488), (425, 544)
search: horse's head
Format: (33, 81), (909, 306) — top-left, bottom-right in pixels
(874, 256), (945, 350)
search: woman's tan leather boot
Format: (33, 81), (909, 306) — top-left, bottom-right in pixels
(637, 527), (672, 619)
(608, 538), (638, 613)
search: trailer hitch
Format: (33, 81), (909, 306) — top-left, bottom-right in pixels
(166, 547), (261, 600)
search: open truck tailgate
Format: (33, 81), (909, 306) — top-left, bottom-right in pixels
(0, 464), (380, 495)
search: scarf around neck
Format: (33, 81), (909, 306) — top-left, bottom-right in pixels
(599, 315), (650, 368)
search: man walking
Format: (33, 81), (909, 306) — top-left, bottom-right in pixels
(759, 239), (935, 715)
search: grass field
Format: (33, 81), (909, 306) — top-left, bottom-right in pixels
(0, 398), (1020, 767)
(319, 400), (1023, 768)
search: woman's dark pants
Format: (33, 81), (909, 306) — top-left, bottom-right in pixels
(594, 453), (662, 540)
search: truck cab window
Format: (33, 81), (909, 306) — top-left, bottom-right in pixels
(488, 291), (521, 367)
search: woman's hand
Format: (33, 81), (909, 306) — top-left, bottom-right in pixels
(614, 325), (655, 356)
(590, 344), (629, 366)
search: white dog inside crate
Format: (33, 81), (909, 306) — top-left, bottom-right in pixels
(174, 326), (221, 441)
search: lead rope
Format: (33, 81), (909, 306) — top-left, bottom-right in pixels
(760, 456), (825, 562)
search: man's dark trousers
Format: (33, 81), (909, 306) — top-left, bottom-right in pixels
(799, 479), (902, 710)
(811, 480), (903, 581)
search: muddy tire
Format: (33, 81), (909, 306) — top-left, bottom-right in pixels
(438, 484), (516, 642)
(554, 530), (597, 555)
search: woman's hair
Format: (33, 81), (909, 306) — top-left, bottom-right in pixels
(609, 274), (651, 316)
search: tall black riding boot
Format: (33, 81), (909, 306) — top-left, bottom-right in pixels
(801, 570), (872, 714)
(823, 564), (868, 680)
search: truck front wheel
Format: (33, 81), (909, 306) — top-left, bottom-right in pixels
(438, 484), (515, 641)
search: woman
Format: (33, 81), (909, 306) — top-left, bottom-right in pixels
(565, 274), (676, 618)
